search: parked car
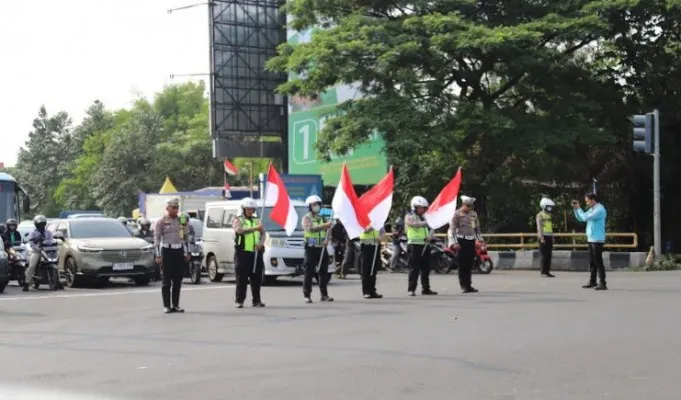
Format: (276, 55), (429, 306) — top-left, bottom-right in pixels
(46, 218), (158, 287)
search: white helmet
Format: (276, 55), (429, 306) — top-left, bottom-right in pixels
(540, 197), (555, 210)
(240, 197), (257, 209)
(460, 195), (476, 205)
(305, 195), (322, 207)
(410, 196), (429, 210)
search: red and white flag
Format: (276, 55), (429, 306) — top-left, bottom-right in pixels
(358, 167), (393, 230)
(424, 167), (463, 229)
(224, 160), (238, 175)
(332, 163), (371, 239)
(263, 163), (298, 236)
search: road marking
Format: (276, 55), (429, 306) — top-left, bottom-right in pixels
(0, 285), (235, 302)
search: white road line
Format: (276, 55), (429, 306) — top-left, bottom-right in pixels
(0, 285), (235, 301)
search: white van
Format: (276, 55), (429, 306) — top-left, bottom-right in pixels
(202, 199), (334, 284)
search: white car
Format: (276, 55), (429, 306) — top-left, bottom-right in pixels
(202, 199), (334, 285)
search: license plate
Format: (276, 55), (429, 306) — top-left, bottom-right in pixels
(113, 262), (134, 271)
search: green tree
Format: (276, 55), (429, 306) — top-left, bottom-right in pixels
(269, 0), (636, 232)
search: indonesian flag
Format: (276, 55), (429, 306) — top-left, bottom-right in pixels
(224, 160), (238, 175)
(358, 167), (393, 230)
(263, 163), (298, 236)
(332, 163), (371, 239)
(424, 167), (463, 229)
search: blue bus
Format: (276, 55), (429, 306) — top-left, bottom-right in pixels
(0, 172), (30, 224)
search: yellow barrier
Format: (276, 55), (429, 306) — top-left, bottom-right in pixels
(431, 232), (638, 250)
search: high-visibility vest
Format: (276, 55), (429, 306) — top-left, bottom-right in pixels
(236, 217), (260, 252)
(405, 213), (428, 244)
(359, 228), (380, 244)
(541, 211), (553, 234)
(303, 213), (326, 245)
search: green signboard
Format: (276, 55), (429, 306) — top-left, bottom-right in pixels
(287, 27), (389, 185)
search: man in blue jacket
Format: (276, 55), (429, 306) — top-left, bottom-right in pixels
(572, 193), (607, 290)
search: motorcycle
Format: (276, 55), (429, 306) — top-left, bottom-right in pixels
(186, 242), (203, 284)
(474, 241), (494, 274)
(430, 239), (457, 274)
(381, 238), (409, 273)
(7, 244), (27, 287)
(31, 240), (61, 290)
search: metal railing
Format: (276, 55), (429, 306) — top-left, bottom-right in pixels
(431, 232), (638, 251)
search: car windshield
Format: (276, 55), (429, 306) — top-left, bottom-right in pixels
(69, 219), (133, 239)
(257, 206), (309, 231)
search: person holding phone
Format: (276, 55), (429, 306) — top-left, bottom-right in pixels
(572, 193), (608, 290)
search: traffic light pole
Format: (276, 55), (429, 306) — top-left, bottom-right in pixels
(653, 109), (661, 260)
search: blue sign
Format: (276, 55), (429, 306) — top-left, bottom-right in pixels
(262, 174), (323, 201)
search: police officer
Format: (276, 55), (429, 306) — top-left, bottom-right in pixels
(301, 195), (333, 303)
(134, 218), (154, 243)
(153, 198), (190, 314)
(449, 195), (483, 293)
(390, 217), (405, 270)
(405, 196), (437, 296)
(359, 225), (388, 299)
(537, 197), (556, 278)
(232, 197), (266, 308)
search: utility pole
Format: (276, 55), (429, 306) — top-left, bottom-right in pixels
(653, 109), (661, 260)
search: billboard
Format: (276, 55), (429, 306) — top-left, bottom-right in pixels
(287, 28), (389, 185)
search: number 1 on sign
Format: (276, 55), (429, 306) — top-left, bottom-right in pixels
(300, 125), (310, 160)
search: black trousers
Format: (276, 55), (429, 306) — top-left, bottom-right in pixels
(407, 244), (431, 292)
(588, 242), (606, 285)
(303, 246), (330, 297)
(161, 248), (184, 308)
(360, 244), (380, 295)
(539, 236), (554, 274)
(340, 240), (357, 275)
(235, 249), (264, 304)
(457, 239), (475, 290)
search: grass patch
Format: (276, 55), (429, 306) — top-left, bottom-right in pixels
(628, 254), (681, 271)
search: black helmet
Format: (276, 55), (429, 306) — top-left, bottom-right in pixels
(5, 218), (17, 229)
(394, 217), (404, 227)
(33, 215), (47, 230)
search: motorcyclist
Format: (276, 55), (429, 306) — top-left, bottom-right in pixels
(134, 218), (154, 243)
(25, 215), (55, 292)
(1, 219), (22, 251)
(390, 216), (405, 269)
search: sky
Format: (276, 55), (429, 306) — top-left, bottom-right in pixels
(0, 0), (209, 167)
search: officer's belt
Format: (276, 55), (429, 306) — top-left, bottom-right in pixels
(360, 239), (380, 245)
(457, 235), (476, 240)
(162, 244), (183, 249)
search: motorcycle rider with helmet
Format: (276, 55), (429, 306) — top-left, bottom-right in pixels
(405, 196), (438, 296)
(537, 197), (556, 278)
(390, 216), (405, 270)
(134, 218), (154, 243)
(231, 197), (266, 308)
(301, 195), (333, 303)
(25, 215), (56, 292)
(1, 219), (22, 251)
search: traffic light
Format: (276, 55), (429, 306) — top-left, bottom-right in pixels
(632, 113), (654, 154)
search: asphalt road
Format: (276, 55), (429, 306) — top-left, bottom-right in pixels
(1, 270), (681, 400)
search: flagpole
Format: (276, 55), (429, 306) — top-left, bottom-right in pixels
(253, 164), (269, 274)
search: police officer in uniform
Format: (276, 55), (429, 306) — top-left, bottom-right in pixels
(154, 198), (190, 314)
(405, 196), (437, 296)
(359, 225), (388, 299)
(231, 197), (266, 308)
(301, 195), (333, 303)
(537, 197), (556, 278)
(449, 195), (483, 293)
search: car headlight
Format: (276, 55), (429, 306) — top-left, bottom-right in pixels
(78, 246), (103, 253)
(141, 245), (154, 253)
(264, 237), (287, 248)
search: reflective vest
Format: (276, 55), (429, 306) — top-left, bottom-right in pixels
(541, 211), (553, 235)
(236, 216), (260, 252)
(359, 228), (380, 244)
(406, 213), (428, 244)
(304, 213), (326, 245)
